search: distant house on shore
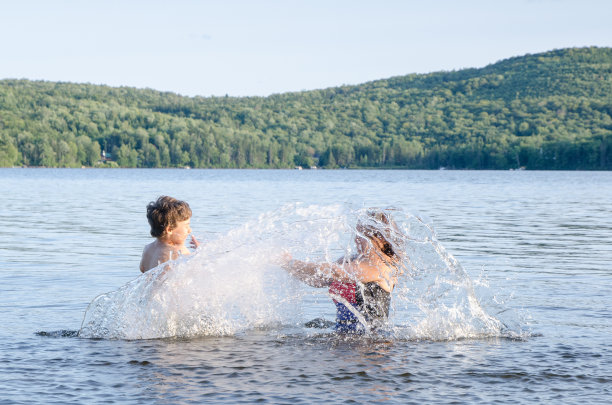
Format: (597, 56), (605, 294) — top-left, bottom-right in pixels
(100, 150), (113, 162)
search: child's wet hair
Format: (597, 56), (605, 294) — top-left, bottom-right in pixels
(146, 196), (192, 238)
(357, 209), (401, 259)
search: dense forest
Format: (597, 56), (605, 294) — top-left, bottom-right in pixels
(1, 47), (611, 169)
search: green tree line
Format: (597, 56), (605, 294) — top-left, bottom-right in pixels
(1, 47), (611, 169)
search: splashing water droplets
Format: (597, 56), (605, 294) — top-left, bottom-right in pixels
(79, 204), (525, 340)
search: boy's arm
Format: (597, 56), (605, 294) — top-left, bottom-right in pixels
(140, 246), (149, 273)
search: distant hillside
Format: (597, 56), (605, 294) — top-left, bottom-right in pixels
(1, 46), (611, 169)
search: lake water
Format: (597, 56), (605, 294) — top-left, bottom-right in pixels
(0, 168), (610, 404)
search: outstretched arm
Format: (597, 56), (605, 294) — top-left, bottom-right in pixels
(282, 257), (344, 288)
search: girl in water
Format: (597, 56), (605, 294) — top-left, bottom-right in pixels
(282, 209), (403, 333)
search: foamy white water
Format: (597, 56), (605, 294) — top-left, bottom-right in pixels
(79, 204), (522, 341)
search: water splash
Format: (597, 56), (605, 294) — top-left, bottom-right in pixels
(79, 204), (526, 340)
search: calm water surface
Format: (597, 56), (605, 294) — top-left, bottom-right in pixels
(0, 169), (610, 404)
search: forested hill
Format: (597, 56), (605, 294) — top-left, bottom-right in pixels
(1, 46), (611, 169)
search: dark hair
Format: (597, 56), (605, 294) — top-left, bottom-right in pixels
(146, 196), (192, 238)
(358, 209), (399, 259)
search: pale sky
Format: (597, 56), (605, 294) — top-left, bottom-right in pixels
(1, 0), (611, 97)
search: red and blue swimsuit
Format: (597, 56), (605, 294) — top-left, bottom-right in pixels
(329, 281), (391, 332)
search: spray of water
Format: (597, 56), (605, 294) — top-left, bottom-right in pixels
(79, 204), (525, 340)
(391, 214), (519, 340)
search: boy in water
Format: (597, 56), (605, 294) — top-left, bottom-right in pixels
(140, 196), (199, 273)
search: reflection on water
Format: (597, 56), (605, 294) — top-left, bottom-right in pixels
(1, 169), (611, 403)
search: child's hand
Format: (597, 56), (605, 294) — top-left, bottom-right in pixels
(189, 234), (200, 250)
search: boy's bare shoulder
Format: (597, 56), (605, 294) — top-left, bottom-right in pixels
(140, 240), (176, 272)
(141, 240), (155, 254)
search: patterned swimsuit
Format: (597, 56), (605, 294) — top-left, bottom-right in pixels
(329, 280), (391, 332)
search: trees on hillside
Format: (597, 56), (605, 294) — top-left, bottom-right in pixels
(0, 47), (611, 169)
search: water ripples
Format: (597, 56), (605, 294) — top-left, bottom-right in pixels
(1, 169), (611, 403)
